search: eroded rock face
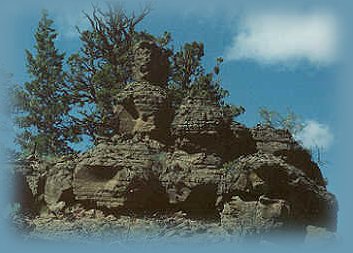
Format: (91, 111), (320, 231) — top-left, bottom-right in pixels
(44, 158), (75, 213)
(115, 82), (172, 141)
(112, 40), (173, 142)
(73, 137), (168, 211)
(221, 153), (337, 233)
(172, 96), (225, 136)
(172, 95), (225, 153)
(172, 95), (236, 160)
(221, 195), (290, 235)
(250, 125), (294, 154)
(14, 40), (338, 239)
(250, 125), (326, 186)
(132, 40), (170, 85)
(229, 122), (257, 160)
(16, 125), (337, 238)
(161, 150), (223, 217)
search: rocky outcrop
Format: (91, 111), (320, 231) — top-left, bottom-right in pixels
(161, 151), (223, 217)
(44, 158), (75, 213)
(132, 40), (170, 85)
(250, 124), (294, 154)
(73, 137), (168, 211)
(250, 125), (326, 186)
(114, 82), (172, 142)
(13, 156), (75, 215)
(13, 39), (338, 240)
(172, 95), (229, 155)
(221, 153), (337, 234)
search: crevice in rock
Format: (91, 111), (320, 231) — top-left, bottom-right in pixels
(179, 184), (219, 220)
(58, 188), (75, 207)
(123, 175), (170, 215)
(76, 165), (119, 182)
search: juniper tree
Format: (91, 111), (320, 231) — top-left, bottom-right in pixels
(170, 43), (244, 120)
(168, 42), (205, 108)
(67, 4), (158, 141)
(13, 10), (78, 156)
(65, 4), (243, 143)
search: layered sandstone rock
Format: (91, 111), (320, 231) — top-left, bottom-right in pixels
(13, 39), (338, 239)
(160, 150), (223, 217)
(114, 82), (172, 141)
(44, 158), (75, 213)
(113, 39), (172, 142)
(221, 153), (337, 234)
(250, 125), (326, 186)
(73, 137), (167, 211)
(172, 95), (226, 153)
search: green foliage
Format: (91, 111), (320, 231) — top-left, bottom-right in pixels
(258, 107), (304, 135)
(14, 4), (245, 155)
(170, 49), (244, 119)
(66, 4), (168, 142)
(13, 10), (79, 157)
(169, 43), (223, 107)
(171, 41), (205, 91)
(68, 4), (243, 143)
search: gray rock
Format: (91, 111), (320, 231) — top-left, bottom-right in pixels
(14, 40), (338, 241)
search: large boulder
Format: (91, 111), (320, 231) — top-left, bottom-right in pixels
(220, 153), (337, 233)
(115, 82), (172, 141)
(73, 137), (169, 212)
(250, 125), (326, 186)
(44, 158), (75, 213)
(172, 95), (230, 156)
(160, 150), (223, 217)
(112, 38), (172, 143)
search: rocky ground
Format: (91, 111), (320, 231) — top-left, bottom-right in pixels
(13, 211), (230, 243)
(10, 207), (336, 246)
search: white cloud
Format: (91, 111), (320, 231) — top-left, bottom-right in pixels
(295, 120), (334, 150)
(225, 12), (339, 65)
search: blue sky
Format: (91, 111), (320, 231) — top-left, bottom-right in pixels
(1, 0), (341, 178)
(1, 0), (352, 242)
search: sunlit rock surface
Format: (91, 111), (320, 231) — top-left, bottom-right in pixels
(12, 39), (338, 241)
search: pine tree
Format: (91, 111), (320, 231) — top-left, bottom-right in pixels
(170, 43), (244, 120)
(66, 4), (161, 142)
(59, 4), (242, 146)
(10, 5), (245, 155)
(13, 10), (78, 157)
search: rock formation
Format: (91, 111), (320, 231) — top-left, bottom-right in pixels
(13, 39), (338, 240)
